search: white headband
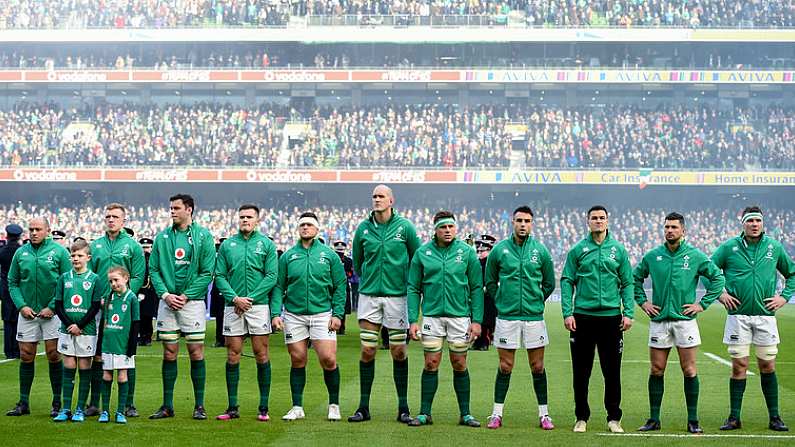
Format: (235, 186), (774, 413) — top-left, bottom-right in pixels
(742, 212), (763, 224)
(298, 216), (319, 228)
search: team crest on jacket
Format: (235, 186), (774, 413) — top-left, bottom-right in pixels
(71, 295), (82, 306)
(111, 314), (120, 324)
(64, 281), (73, 288)
(83, 281), (92, 290)
(175, 248), (186, 259)
(122, 304), (128, 312)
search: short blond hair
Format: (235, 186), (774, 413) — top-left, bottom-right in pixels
(105, 203), (127, 214)
(108, 265), (130, 280)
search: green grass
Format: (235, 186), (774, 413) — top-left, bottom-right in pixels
(1, 304), (793, 446)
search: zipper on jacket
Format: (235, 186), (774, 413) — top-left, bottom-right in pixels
(305, 243), (311, 313)
(243, 236), (250, 297)
(519, 240), (525, 316)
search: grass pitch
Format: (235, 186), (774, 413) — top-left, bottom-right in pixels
(1, 303), (793, 446)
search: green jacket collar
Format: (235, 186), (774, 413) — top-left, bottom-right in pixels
(369, 209), (398, 226)
(586, 230), (612, 245)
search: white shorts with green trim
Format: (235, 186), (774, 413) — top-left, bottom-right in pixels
(16, 314), (60, 342)
(223, 304), (272, 336)
(57, 332), (98, 357)
(420, 316), (470, 345)
(648, 319), (701, 349)
(101, 353), (135, 370)
(358, 294), (409, 329)
(494, 318), (549, 350)
(723, 315), (779, 346)
(283, 311), (336, 344)
(156, 299), (206, 342)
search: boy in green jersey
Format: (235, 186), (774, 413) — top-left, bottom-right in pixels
(98, 266), (139, 424)
(52, 241), (103, 422)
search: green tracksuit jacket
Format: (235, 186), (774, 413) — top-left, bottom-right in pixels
(90, 231), (146, 295)
(214, 230), (278, 305)
(8, 237), (71, 312)
(561, 231), (634, 319)
(149, 222), (216, 300)
(711, 233), (795, 316)
(407, 238), (484, 324)
(485, 236), (555, 321)
(633, 241), (725, 321)
(272, 239), (347, 319)
(353, 210), (421, 297)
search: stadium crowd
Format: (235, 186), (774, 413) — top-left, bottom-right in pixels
(1, 102), (794, 169)
(3, 203), (793, 275)
(0, 0), (792, 29)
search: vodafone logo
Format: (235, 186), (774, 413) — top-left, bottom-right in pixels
(175, 248), (185, 260)
(111, 314), (120, 324)
(71, 295), (82, 306)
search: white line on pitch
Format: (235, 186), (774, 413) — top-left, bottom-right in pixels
(597, 433), (795, 439)
(704, 352), (755, 376)
(0, 351), (44, 365)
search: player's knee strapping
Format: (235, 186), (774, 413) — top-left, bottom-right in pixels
(421, 336), (443, 353)
(158, 331), (179, 344)
(184, 332), (206, 344)
(388, 329), (407, 346)
(755, 345), (778, 361)
(727, 344), (750, 359)
(359, 329), (379, 348)
(449, 341), (470, 353)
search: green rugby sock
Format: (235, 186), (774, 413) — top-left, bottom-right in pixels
(532, 370), (548, 406)
(49, 361), (63, 403)
(649, 374), (665, 422)
(257, 361), (271, 409)
(324, 367), (341, 405)
(19, 361), (34, 404)
(394, 358), (409, 413)
(190, 359), (206, 407)
(117, 381), (129, 413)
(729, 378), (746, 419)
(453, 369), (471, 417)
(162, 359), (177, 409)
(761, 372), (780, 418)
(290, 367), (306, 406)
(226, 362), (240, 407)
(126, 368), (136, 407)
(684, 375), (699, 422)
(77, 368), (91, 409)
(494, 369), (511, 404)
(89, 361), (103, 407)
(62, 367), (77, 410)
(358, 360), (375, 409)
(420, 369), (438, 416)
(101, 379), (112, 412)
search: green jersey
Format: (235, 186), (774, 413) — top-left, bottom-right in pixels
(101, 289), (139, 355)
(352, 210), (421, 297)
(407, 238), (484, 324)
(214, 230), (278, 305)
(633, 241), (725, 321)
(90, 231), (146, 295)
(561, 232), (634, 319)
(485, 236), (555, 321)
(711, 233), (795, 316)
(55, 269), (103, 335)
(8, 238), (72, 312)
(272, 240), (347, 318)
(149, 222), (216, 300)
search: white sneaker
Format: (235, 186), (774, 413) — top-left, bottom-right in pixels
(327, 404), (341, 421)
(282, 406), (305, 421)
(573, 420), (587, 432)
(607, 420), (624, 433)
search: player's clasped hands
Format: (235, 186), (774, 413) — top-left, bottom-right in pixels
(66, 324), (82, 336)
(164, 293), (186, 311)
(233, 296), (253, 316)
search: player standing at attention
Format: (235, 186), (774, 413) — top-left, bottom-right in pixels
(712, 206), (795, 432)
(148, 194), (216, 420)
(406, 211), (483, 428)
(6, 217), (71, 417)
(484, 206), (556, 430)
(634, 212), (725, 434)
(272, 212), (347, 422)
(214, 204), (278, 422)
(349, 185), (421, 423)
